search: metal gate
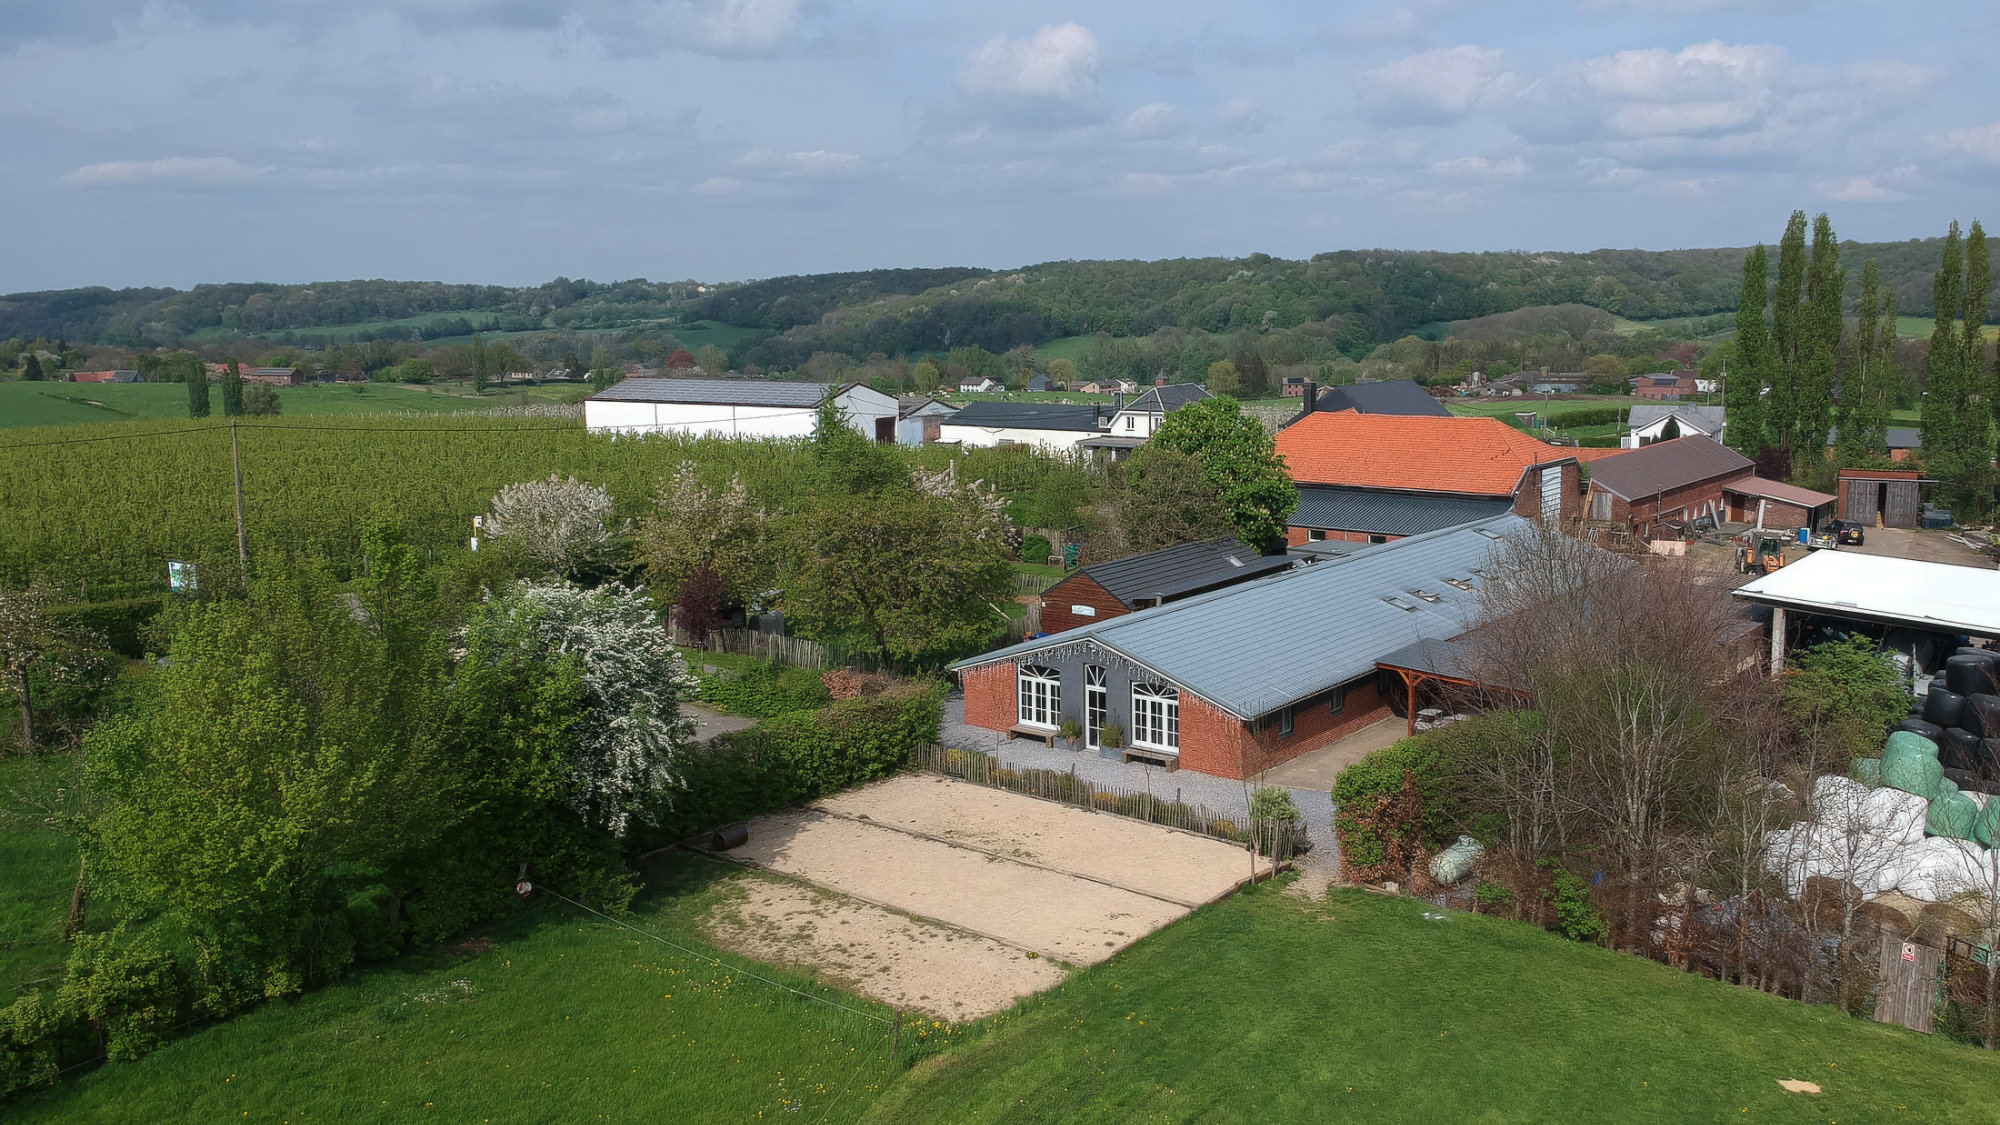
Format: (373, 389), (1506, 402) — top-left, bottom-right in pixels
(1844, 480), (1880, 524)
(1885, 480), (1921, 529)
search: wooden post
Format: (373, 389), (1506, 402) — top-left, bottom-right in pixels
(231, 419), (249, 576)
(1403, 671), (1418, 737)
(1768, 605), (1787, 675)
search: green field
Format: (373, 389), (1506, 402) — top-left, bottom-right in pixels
(1896, 316), (1999, 341)
(870, 885), (2000, 1123)
(669, 319), (767, 353)
(0, 755), (79, 1002)
(7, 854), (909, 1123)
(1031, 336), (1093, 363)
(0, 382), (588, 430)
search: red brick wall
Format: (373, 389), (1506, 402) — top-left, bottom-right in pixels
(1592, 468), (1739, 539)
(1040, 574), (1126, 634)
(1511, 461), (1581, 523)
(961, 661), (1017, 732)
(1284, 527), (1393, 547)
(1176, 678), (1395, 780)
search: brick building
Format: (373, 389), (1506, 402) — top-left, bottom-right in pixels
(1273, 410), (1581, 546)
(1585, 436), (1834, 539)
(953, 517), (1525, 780)
(1038, 537), (1293, 635)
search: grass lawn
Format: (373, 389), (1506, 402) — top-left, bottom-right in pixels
(1898, 316), (1998, 341)
(0, 381), (587, 430)
(1447, 395), (1631, 420)
(8, 853), (909, 1122)
(1031, 336), (1093, 363)
(0, 754), (80, 1001)
(869, 884), (2000, 1124)
(669, 319), (768, 353)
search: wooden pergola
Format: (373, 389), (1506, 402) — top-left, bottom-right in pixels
(1374, 637), (1485, 738)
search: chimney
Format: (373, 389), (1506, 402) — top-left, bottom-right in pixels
(1113, 392), (1124, 412)
(1156, 375), (1169, 388)
(1301, 380), (1316, 415)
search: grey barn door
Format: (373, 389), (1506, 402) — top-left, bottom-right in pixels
(1844, 480), (1880, 523)
(1884, 481), (1921, 528)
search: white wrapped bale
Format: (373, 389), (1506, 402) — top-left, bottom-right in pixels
(1429, 835), (1484, 885)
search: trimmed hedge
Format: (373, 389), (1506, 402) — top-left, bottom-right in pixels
(697, 660), (832, 718)
(45, 596), (166, 659)
(1546, 406), (1629, 430)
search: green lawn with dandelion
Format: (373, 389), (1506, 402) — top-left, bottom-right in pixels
(867, 884), (2000, 1124)
(5, 854), (924, 1123)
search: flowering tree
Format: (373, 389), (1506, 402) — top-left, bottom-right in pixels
(0, 586), (104, 751)
(484, 474), (617, 578)
(639, 463), (770, 605)
(465, 582), (697, 835)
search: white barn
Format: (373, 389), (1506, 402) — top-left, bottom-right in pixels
(583, 378), (900, 442)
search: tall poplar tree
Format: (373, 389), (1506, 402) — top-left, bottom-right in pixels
(1767, 210), (1809, 456)
(1965, 221), (1996, 445)
(221, 357), (246, 417)
(1840, 259), (1893, 458)
(1726, 244), (1771, 455)
(186, 359), (211, 419)
(1796, 213), (1844, 459)
(1923, 221), (1987, 512)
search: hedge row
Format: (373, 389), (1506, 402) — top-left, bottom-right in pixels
(696, 661), (832, 718)
(45, 596), (166, 659)
(1546, 406), (1630, 429)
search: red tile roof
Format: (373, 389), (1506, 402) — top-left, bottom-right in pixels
(1275, 411), (1575, 496)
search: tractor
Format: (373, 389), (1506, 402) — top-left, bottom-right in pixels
(1736, 530), (1789, 575)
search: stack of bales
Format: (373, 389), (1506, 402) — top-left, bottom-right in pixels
(1897, 649), (2000, 792)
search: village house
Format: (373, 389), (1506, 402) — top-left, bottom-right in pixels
(957, 376), (1003, 393)
(583, 378), (899, 441)
(1296, 378), (1450, 420)
(1274, 411), (1580, 545)
(1025, 373), (1056, 392)
(952, 517), (1525, 780)
(1584, 435), (1834, 539)
(1632, 371), (1702, 401)
(1038, 537), (1294, 635)
(1623, 404), (1726, 448)
(936, 401), (1115, 453)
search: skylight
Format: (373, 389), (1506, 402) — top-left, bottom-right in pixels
(1383, 596), (1419, 612)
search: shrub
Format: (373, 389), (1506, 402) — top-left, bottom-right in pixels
(0, 994), (66, 1095)
(700, 660), (832, 718)
(1209, 818), (1240, 840)
(1020, 535), (1052, 564)
(1092, 793), (1124, 813)
(57, 927), (189, 1061)
(1475, 879), (1514, 909)
(1541, 861), (1606, 943)
(45, 595), (164, 659)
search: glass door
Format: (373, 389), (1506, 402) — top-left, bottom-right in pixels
(1085, 666), (1107, 751)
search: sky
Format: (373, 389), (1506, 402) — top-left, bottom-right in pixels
(4, 0), (1999, 292)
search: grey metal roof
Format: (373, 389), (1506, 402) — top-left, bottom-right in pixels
(1887, 426), (1923, 449)
(1314, 380), (1451, 418)
(588, 377), (833, 407)
(1628, 404), (1727, 435)
(1122, 384), (1212, 415)
(1067, 537), (1290, 608)
(1587, 436), (1752, 501)
(943, 401), (1109, 432)
(1026, 374), (1054, 391)
(897, 395), (957, 418)
(955, 515), (1528, 719)
(1292, 486), (1513, 537)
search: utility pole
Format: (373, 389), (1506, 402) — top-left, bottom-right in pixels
(231, 419), (248, 576)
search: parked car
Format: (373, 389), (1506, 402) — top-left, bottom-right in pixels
(1830, 519), (1866, 546)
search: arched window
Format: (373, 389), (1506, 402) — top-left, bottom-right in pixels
(1131, 683), (1179, 751)
(1017, 664), (1061, 729)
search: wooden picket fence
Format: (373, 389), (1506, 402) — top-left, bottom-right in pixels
(1001, 601), (1043, 642)
(1014, 572), (1059, 595)
(669, 624), (830, 669)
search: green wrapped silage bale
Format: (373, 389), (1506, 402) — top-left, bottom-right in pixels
(1927, 780), (1981, 840)
(1973, 802), (2000, 849)
(1883, 732), (1944, 799)
(1849, 758), (1884, 787)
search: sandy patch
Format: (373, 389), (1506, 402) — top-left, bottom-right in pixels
(729, 809), (1185, 965)
(813, 774), (1270, 906)
(703, 876), (1066, 1020)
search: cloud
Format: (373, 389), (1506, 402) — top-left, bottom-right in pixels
(960, 23), (1101, 101)
(1215, 96), (1274, 135)
(1579, 0), (1810, 11)
(63, 156), (270, 187)
(685, 0), (800, 57)
(1123, 102), (1183, 139)
(1938, 120), (2000, 163)
(694, 176), (743, 195)
(737, 148), (865, 177)
(1360, 45), (1513, 124)
(1815, 175), (1907, 202)
(1578, 41), (1782, 105)
(1431, 154), (1526, 178)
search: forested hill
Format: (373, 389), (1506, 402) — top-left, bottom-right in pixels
(2, 237), (1981, 363)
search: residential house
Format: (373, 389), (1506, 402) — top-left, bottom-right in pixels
(1025, 374), (1055, 392)
(1632, 371), (1701, 401)
(1101, 383), (1212, 441)
(1274, 411), (1581, 545)
(1075, 381), (1115, 394)
(1584, 436), (1834, 538)
(1281, 378), (1450, 429)
(203, 364), (303, 386)
(1281, 376), (1310, 397)
(958, 377), (1003, 393)
(1039, 537), (1295, 635)
(895, 395), (957, 447)
(936, 401), (1112, 453)
(584, 378), (900, 442)
(1623, 404), (1726, 449)
(952, 517), (1526, 779)
(71, 370), (141, 384)
(1825, 425), (1923, 463)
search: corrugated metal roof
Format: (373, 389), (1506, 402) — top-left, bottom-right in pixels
(1734, 551), (2000, 635)
(1887, 426), (1923, 449)
(956, 516), (1527, 718)
(1628, 404), (1727, 435)
(1070, 537), (1289, 607)
(1722, 476), (1836, 508)
(587, 377), (834, 407)
(1291, 486), (1513, 537)
(1587, 436), (1752, 501)
(943, 402), (1109, 432)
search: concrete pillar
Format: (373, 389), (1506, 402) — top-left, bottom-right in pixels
(1769, 606), (1787, 675)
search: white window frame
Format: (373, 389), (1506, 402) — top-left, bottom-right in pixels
(1017, 664), (1061, 729)
(1085, 666), (1108, 751)
(1131, 682), (1180, 752)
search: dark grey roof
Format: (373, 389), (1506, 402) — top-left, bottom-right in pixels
(1067, 537), (1290, 608)
(1292, 486), (1513, 537)
(1888, 426), (1923, 449)
(943, 401), (1109, 432)
(1122, 384), (1212, 414)
(897, 395), (956, 418)
(956, 516), (1529, 718)
(1314, 380), (1450, 418)
(1587, 435), (1752, 501)
(1026, 374), (1054, 391)
(588, 377), (833, 407)
(1629, 404), (1726, 435)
